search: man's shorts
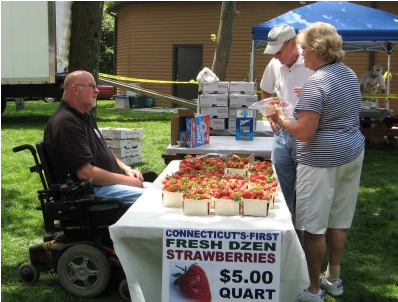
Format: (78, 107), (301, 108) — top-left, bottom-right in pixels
(295, 150), (364, 234)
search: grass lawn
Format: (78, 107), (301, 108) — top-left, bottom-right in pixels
(1, 100), (397, 301)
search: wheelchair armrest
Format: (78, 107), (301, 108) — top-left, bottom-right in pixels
(87, 197), (129, 226)
(88, 197), (129, 213)
(89, 196), (126, 206)
(60, 179), (93, 196)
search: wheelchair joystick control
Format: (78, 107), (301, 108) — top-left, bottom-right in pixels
(66, 174), (73, 186)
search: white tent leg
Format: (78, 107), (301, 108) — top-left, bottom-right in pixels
(386, 53), (391, 109)
(250, 40), (255, 82)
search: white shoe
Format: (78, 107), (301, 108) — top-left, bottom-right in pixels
(295, 288), (325, 301)
(320, 274), (344, 297)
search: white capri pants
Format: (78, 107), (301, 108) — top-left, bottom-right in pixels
(295, 150), (364, 234)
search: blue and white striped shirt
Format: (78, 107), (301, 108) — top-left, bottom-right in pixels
(293, 62), (365, 167)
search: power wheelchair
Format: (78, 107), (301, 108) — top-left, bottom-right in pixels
(13, 141), (155, 300)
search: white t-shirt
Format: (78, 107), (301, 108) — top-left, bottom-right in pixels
(360, 71), (386, 94)
(260, 51), (313, 107)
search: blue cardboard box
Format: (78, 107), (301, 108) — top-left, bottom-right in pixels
(236, 109), (254, 141)
(186, 115), (210, 147)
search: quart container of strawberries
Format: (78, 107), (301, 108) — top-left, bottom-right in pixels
(242, 198), (271, 217)
(162, 191), (184, 208)
(214, 198), (241, 216)
(183, 199), (211, 216)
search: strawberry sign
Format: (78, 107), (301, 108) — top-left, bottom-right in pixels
(162, 228), (281, 301)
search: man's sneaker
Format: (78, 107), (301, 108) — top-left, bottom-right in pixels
(320, 274), (344, 297)
(295, 288), (325, 301)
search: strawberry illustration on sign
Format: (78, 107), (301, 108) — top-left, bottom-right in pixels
(173, 263), (212, 301)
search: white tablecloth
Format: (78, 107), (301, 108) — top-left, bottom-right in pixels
(165, 136), (274, 159)
(109, 161), (309, 302)
(361, 107), (393, 120)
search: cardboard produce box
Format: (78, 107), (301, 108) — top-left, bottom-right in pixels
(199, 106), (229, 118)
(110, 145), (142, 158)
(121, 155), (142, 165)
(199, 94), (229, 107)
(201, 81), (229, 94)
(229, 94), (258, 107)
(229, 81), (257, 94)
(105, 138), (141, 149)
(101, 127), (143, 139)
(210, 118), (227, 130)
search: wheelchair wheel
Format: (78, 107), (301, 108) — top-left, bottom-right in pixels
(119, 278), (131, 301)
(57, 244), (111, 298)
(19, 262), (39, 282)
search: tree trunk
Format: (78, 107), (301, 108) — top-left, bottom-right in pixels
(69, 2), (104, 80)
(211, 2), (236, 81)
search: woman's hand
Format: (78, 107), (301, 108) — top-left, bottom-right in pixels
(267, 105), (285, 131)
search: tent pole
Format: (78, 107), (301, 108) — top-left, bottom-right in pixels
(250, 40), (254, 82)
(386, 52), (391, 109)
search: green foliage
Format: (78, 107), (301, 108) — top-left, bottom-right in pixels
(100, 2), (115, 74)
(1, 101), (397, 301)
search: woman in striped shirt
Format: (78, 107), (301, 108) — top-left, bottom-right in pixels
(268, 22), (365, 301)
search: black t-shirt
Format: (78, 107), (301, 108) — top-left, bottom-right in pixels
(43, 101), (123, 184)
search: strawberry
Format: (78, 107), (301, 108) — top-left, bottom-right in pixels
(212, 191), (221, 199)
(241, 190), (252, 199)
(200, 193), (212, 200)
(173, 264), (212, 301)
(195, 163), (203, 170)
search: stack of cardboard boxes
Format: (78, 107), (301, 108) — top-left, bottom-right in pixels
(198, 81), (258, 132)
(198, 82), (229, 130)
(100, 127), (143, 166)
(228, 82), (258, 132)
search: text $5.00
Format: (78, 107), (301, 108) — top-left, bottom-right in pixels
(220, 269), (273, 284)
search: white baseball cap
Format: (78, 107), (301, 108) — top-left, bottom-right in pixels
(264, 24), (296, 55)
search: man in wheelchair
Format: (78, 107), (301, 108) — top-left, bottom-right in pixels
(43, 70), (157, 206)
(14, 70), (158, 299)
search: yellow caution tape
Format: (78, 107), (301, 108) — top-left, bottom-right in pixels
(99, 74), (398, 98)
(99, 73), (198, 85)
(362, 94), (398, 99)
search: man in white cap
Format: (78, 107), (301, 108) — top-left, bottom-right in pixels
(260, 24), (313, 239)
(360, 64), (386, 105)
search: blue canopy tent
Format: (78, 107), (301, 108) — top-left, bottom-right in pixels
(250, 1), (398, 105)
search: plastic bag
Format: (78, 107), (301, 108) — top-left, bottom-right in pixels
(249, 97), (292, 118)
(196, 67), (219, 84)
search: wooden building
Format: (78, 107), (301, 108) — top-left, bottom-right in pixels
(108, 1), (398, 113)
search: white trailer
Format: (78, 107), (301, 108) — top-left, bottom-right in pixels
(1, 1), (72, 113)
